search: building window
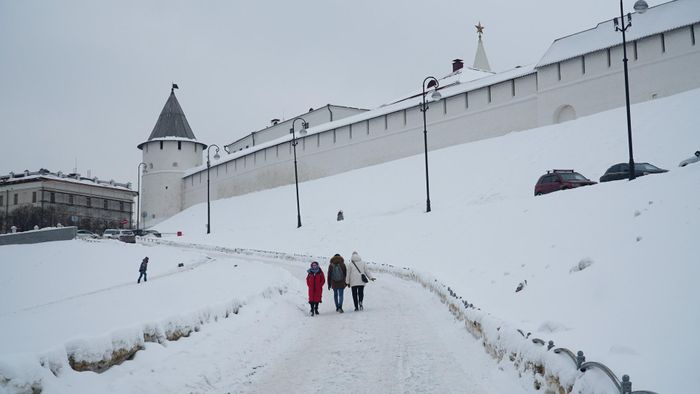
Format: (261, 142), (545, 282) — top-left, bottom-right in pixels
(349, 124), (353, 139)
(582, 55), (586, 74)
(557, 63), (562, 80)
(692, 25), (696, 46)
(403, 110), (407, 125)
(160, 141), (163, 150)
(32, 192), (36, 203)
(172, 162), (178, 167)
(384, 115), (388, 130)
(50, 192), (55, 203)
(661, 33), (666, 53)
(333, 130), (337, 143)
(104, 199), (108, 209)
(87, 197), (91, 207)
(14, 193), (18, 205)
(195, 144), (197, 152)
(443, 98), (447, 114)
(487, 86), (492, 103)
(633, 41), (638, 60)
(0, 195), (3, 206)
(511, 80), (516, 97)
(68, 195), (74, 205)
(607, 48), (611, 67)
(178, 141), (182, 150)
(465, 92), (469, 108)
(119, 201), (124, 212)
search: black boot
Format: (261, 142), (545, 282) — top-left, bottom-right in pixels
(310, 303), (315, 316)
(314, 304), (319, 315)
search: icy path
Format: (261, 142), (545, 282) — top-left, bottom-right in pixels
(55, 256), (530, 393)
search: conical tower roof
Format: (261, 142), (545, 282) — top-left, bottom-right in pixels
(146, 88), (197, 141)
(472, 22), (492, 72)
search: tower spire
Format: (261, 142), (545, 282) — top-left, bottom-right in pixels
(472, 22), (492, 72)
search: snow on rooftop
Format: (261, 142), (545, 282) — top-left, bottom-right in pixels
(537, 0), (700, 68)
(0, 170), (135, 192)
(184, 65), (534, 178)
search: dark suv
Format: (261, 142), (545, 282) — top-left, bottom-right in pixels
(599, 162), (667, 182)
(534, 170), (597, 196)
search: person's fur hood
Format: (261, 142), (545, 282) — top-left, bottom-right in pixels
(351, 251), (362, 263)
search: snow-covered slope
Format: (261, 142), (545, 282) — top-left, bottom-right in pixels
(156, 88), (700, 393)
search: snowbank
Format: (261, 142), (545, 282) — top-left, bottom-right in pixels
(0, 240), (294, 392)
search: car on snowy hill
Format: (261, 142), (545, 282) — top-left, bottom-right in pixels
(679, 150), (700, 167)
(534, 169), (596, 196)
(103, 229), (136, 244)
(599, 162), (668, 182)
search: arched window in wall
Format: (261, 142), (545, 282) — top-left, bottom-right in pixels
(554, 105), (577, 124)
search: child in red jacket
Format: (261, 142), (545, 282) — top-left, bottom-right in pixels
(306, 261), (325, 316)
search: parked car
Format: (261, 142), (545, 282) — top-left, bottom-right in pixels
(103, 229), (136, 244)
(76, 230), (99, 239)
(534, 169), (597, 196)
(133, 229), (162, 238)
(679, 150), (700, 167)
(599, 162), (668, 182)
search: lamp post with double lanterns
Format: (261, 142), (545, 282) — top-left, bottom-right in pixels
(206, 144), (221, 234)
(290, 117), (309, 228)
(614, 0), (648, 180)
(136, 162), (146, 231)
(420, 76), (442, 213)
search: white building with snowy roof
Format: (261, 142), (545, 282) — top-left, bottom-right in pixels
(0, 169), (137, 233)
(140, 0), (700, 227)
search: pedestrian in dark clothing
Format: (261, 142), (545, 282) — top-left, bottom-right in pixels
(306, 261), (325, 316)
(327, 254), (348, 313)
(138, 257), (148, 283)
(346, 251), (375, 311)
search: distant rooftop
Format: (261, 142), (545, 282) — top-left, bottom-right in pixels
(537, 0), (700, 67)
(0, 169), (135, 192)
(140, 87), (198, 149)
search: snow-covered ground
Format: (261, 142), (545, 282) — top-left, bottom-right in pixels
(154, 88), (700, 393)
(1, 88), (698, 393)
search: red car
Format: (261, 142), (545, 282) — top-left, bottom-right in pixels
(534, 170), (597, 196)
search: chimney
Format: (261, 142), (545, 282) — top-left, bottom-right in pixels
(452, 59), (464, 72)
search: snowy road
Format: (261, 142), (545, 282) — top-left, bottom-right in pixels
(55, 254), (530, 393)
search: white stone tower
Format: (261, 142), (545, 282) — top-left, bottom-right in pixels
(137, 85), (206, 227)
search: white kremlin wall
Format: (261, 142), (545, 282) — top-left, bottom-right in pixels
(179, 15), (700, 211)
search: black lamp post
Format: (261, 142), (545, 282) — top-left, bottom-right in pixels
(206, 144), (220, 234)
(290, 117), (308, 228)
(420, 76), (442, 213)
(614, 0), (648, 180)
(136, 162), (146, 231)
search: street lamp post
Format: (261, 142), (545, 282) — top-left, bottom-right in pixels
(614, 0), (648, 180)
(290, 117), (309, 228)
(206, 144), (221, 234)
(136, 162), (146, 231)
(420, 76), (442, 213)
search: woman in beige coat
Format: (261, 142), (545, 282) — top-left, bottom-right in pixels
(346, 251), (375, 311)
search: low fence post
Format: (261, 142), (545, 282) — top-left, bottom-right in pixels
(621, 375), (631, 394)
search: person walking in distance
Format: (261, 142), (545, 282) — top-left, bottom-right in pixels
(328, 254), (348, 313)
(306, 261), (325, 316)
(137, 257), (149, 283)
(347, 251), (375, 311)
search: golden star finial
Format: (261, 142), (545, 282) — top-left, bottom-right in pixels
(475, 22), (485, 38)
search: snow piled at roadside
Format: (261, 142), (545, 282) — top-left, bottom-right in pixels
(0, 240), (294, 392)
(156, 88), (700, 393)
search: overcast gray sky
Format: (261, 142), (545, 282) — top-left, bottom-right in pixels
(0, 0), (646, 185)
